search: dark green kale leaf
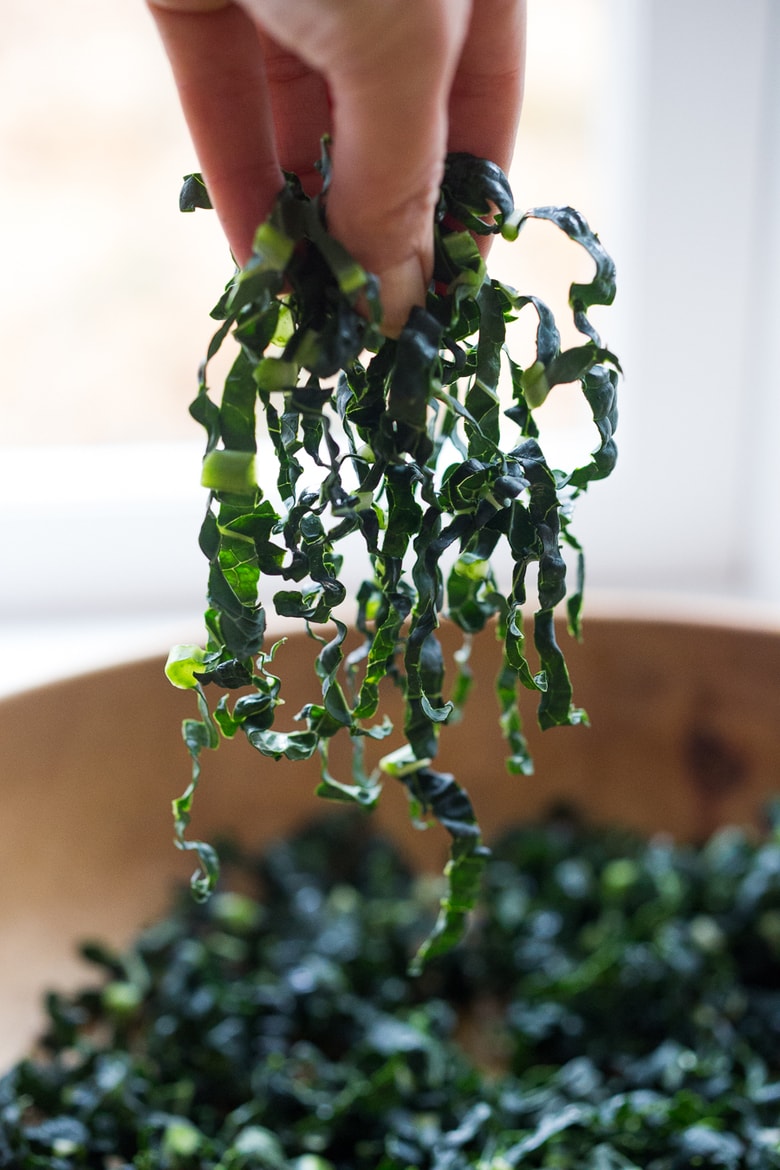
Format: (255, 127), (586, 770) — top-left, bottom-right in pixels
(166, 152), (621, 964)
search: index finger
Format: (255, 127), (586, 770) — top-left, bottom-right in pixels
(448, 0), (527, 175)
(147, 0), (283, 265)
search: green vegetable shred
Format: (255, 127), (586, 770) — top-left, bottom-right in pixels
(4, 807), (780, 1168)
(167, 149), (621, 961)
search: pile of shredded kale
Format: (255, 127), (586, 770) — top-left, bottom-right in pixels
(4, 807), (780, 1168)
(167, 151), (621, 964)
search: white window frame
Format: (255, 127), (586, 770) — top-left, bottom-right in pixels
(579, 0), (780, 603)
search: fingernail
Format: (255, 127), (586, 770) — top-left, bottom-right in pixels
(378, 256), (427, 337)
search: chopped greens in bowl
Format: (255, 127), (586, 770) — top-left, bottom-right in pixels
(4, 807), (780, 1168)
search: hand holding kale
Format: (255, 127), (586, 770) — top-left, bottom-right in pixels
(147, 0), (526, 333)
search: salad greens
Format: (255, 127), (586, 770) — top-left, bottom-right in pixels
(167, 149), (620, 963)
(4, 807), (780, 1168)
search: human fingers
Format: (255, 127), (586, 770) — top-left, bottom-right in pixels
(253, 0), (472, 335)
(149, 0), (523, 331)
(448, 0), (527, 177)
(327, 1), (472, 334)
(256, 29), (331, 197)
(448, 0), (526, 261)
(147, 0), (285, 265)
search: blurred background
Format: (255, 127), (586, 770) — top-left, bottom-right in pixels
(1, 0), (779, 692)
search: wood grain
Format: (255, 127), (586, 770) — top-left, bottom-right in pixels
(2, 614), (780, 1064)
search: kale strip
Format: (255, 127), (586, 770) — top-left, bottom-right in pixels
(167, 150), (622, 965)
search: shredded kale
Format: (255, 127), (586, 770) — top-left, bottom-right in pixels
(166, 149), (621, 962)
(4, 806), (780, 1168)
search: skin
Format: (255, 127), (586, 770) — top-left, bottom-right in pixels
(146, 0), (526, 334)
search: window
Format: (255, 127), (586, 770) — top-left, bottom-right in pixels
(1, 0), (778, 693)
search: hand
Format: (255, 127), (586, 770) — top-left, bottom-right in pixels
(147, 0), (526, 334)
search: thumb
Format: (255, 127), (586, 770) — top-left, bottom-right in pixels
(322, 4), (470, 334)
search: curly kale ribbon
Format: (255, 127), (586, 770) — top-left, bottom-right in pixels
(167, 154), (621, 964)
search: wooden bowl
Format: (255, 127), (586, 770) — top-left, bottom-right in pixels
(2, 609), (780, 1066)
